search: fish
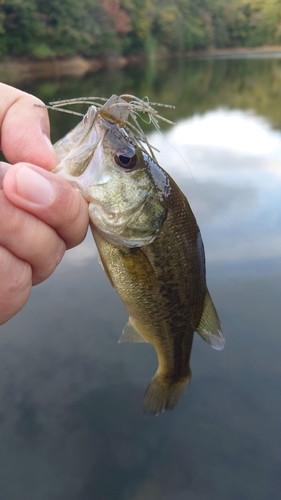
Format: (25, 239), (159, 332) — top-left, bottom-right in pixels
(52, 94), (225, 415)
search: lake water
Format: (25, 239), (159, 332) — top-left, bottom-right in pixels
(1, 57), (281, 499)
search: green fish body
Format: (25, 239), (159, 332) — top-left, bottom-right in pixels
(53, 95), (224, 415)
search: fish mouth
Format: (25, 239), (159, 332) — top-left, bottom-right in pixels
(54, 132), (105, 193)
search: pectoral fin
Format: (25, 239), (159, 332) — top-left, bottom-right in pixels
(119, 247), (157, 290)
(196, 289), (225, 350)
(118, 320), (148, 343)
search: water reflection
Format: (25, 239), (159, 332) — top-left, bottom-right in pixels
(150, 108), (281, 271)
(0, 58), (281, 499)
(169, 109), (281, 157)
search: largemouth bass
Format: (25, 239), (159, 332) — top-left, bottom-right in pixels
(52, 94), (225, 415)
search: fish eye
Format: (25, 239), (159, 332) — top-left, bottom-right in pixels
(114, 148), (137, 169)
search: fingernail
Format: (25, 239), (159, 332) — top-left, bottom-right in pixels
(43, 134), (59, 165)
(16, 166), (54, 205)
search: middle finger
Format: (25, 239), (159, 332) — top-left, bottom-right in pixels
(0, 191), (65, 285)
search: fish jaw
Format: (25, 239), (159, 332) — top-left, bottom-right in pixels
(83, 139), (169, 248)
(53, 105), (105, 192)
(53, 108), (169, 247)
(54, 106), (99, 169)
(53, 94), (132, 176)
(84, 147), (167, 247)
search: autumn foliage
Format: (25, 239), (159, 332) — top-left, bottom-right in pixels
(103, 0), (132, 35)
(0, 0), (281, 58)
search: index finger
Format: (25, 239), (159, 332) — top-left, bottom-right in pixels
(0, 83), (58, 170)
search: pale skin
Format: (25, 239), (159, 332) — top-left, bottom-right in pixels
(0, 83), (89, 325)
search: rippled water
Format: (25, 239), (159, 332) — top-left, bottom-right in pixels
(1, 58), (281, 499)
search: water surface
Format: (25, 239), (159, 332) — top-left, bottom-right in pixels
(0, 58), (281, 500)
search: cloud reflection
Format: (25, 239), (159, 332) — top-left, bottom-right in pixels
(149, 108), (281, 175)
(170, 109), (281, 157)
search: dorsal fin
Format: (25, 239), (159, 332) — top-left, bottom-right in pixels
(118, 320), (148, 343)
(196, 289), (225, 350)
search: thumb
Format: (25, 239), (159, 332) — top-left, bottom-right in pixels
(0, 83), (58, 170)
(3, 162), (89, 249)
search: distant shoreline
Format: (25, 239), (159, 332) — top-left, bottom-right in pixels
(1, 46), (281, 86)
(0, 55), (136, 86)
(185, 45), (281, 59)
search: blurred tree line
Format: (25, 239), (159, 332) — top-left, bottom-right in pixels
(1, 0), (281, 59)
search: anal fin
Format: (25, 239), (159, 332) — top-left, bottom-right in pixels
(196, 289), (225, 350)
(118, 320), (148, 343)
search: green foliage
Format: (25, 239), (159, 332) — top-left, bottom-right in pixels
(0, 0), (118, 57)
(1, 0), (281, 59)
(120, 0), (153, 53)
(31, 43), (53, 59)
(0, 0), (45, 55)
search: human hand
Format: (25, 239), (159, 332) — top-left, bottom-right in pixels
(0, 83), (89, 324)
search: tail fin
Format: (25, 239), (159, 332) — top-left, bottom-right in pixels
(143, 371), (191, 416)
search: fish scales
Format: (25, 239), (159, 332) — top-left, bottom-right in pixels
(53, 94), (225, 415)
(91, 168), (205, 414)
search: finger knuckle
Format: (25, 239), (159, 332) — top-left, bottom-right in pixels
(32, 238), (65, 285)
(0, 248), (31, 324)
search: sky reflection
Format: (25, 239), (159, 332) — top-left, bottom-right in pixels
(146, 108), (281, 269)
(1, 79), (281, 499)
(170, 109), (281, 157)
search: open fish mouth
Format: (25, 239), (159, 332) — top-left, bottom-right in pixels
(49, 94), (172, 248)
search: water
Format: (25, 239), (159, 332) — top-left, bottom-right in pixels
(1, 58), (281, 499)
